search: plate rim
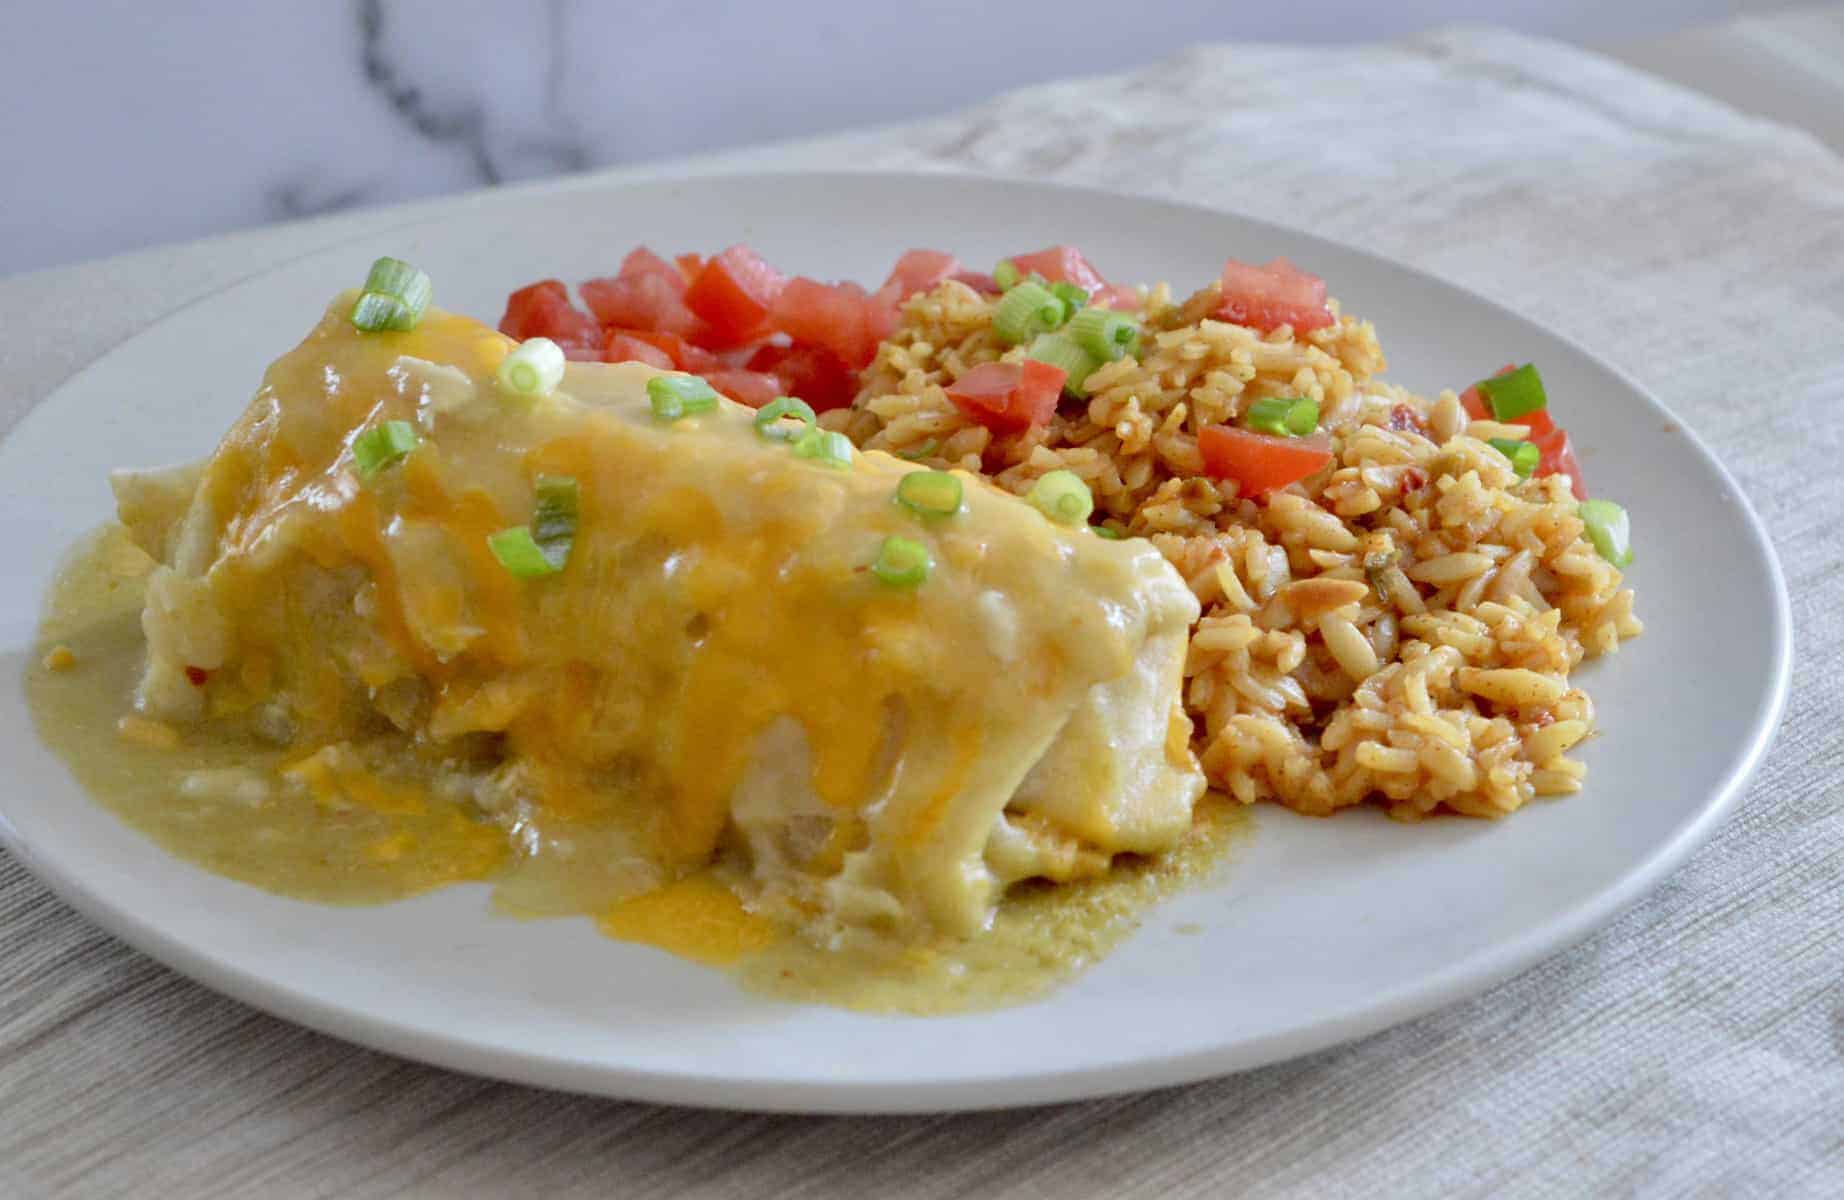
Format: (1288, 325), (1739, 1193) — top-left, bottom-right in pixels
(0, 167), (1794, 1113)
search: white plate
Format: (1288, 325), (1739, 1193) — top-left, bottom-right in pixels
(0, 172), (1790, 1113)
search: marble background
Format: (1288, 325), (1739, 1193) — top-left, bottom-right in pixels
(0, 0), (1803, 278)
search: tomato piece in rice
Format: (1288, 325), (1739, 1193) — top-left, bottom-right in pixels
(1198, 425), (1334, 496)
(1008, 245), (1109, 294)
(1215, 257), (1334, 334)
(945, 360), (1066, 433)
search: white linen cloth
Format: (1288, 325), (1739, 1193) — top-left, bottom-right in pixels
(3, 25), (1840, 1200)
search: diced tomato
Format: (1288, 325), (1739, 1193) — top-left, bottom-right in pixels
(602, 330), (675, 370)
(882, 250), (961, 299)
(770, 278), (877, 368)
(1090, 284), (1142, 311)
(949, 269), (999, 294)
(747, 342), (858, 412)
(866, 299), (901, 343)
(944, 360), (1065, 433)
(1197, 425), (1334, 496)
(1520, 407), (1557, 440)
(499, 280), (602, 351)
(702, 368), (782, 409)
(1008, 246), (1109, 293)
(1534, 428), (1586, 498)
(862, 250), (966, 337)
(685, 245), (786, 343)
(1215, 257), (1334, 334)
(624, 328), (720, 372)
(674, 253), (705, 282)
(620, 247), (687, 290)
(580, 272), (705, 338)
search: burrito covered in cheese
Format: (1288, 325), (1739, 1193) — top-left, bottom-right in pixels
(113, 296), (1205, 942)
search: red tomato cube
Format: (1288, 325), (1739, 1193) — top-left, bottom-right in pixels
(771, 277), (877, 369)
(1215, 257), (1334, 334)
(1198, 425), (1334, 496)
(944, 360), (1066, 433)
(685, 245), (787, 343)
(499, 280), (602, 351)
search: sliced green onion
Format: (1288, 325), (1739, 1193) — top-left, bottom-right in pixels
(349, 257), (432, 332)
(1487, 437), (1540, 479)
(487, 526), (560, 579)
(993, 281), (1068, 345)
(1244, 396), (1320, 438)
(351, 420), (419, 479)
(1476, 363), (1548, 422)
(895, 470), (963, 518)
(1093, 526), (1123, 540)
(496, 337), (567, 398)
(1283, 397), (1320, 436)
(896, 440), (939, 461)
(992, 259), (1020, 291)
(1026, 332), (1102, 397)
(1245, 398), (1292, 436)
(870, 535), (931, 588)
(753, 396), (818, 442)
(1579, 499), (1633, 568)
(647, 374), (720, 422)
(792, 429), (854, 469)
(1027, 469), (1094, 525)
(1050, 281), (1089, 312)
(531, 474), (578, 571)
(1068, 307), (1140, 362)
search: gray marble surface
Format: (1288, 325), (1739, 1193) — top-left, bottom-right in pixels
(3, 22), (1842, 1200)
(1, 0), (1807, 277)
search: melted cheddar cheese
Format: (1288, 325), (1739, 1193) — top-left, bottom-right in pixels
(89, 295), (1206, 953)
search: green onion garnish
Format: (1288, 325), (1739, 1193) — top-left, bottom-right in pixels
(792, 429), (854, 469)
(1027, 469), (1094, 525)
(993, 281), (1069, 346)
(1094, 526), (1123, 540)
(870, 535), (931, 588)
(531, 474), (578, 571)
(1285, 398), (1321, 436)
(349, 257), (432, 332)
(1245, 396), (1320, 438)
(1026, 332), (1101, 397)
(496, 337), (567, 398)
(1067, 307), (1140, 362)
(1050, 281), (1089, 312)
(647, 374), (720, 421)
(753, 396), (818, 442)
(351, 420), (419, 479)
(895, 470), (963, 518)
(487, 526), (561, 579)
(896, 440), (939, 461)
(1476, 363), (1548, 422)
(1579, 499), (1633, 568)
(992, 259), (1020, 291)
(1487, 437), (1540, 479)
